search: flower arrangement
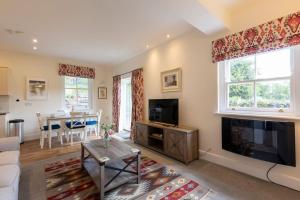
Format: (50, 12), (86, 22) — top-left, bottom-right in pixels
(100, 123), (115, 148)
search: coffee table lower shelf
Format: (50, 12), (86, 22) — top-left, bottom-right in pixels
(82, 157), (140, 192)
(80, 139), (141, 200)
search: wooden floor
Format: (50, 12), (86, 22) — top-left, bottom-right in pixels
(19, 136), (300, 200)
(20, 135), (98, 166)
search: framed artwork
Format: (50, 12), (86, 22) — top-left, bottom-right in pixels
(161, 68), (182, 92)
(26, 77), (48, 100)
(98, 87), (107, 99)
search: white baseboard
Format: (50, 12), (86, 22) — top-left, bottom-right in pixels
(24, 133), (40, 141)
(199, 149), (300, 191)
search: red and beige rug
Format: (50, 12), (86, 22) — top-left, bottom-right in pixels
(45, 156), (215, 200)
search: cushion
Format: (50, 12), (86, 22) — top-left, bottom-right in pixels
(65, 122), (85, 129)
(0, 151), (19, 166)
(0, 137), (20, 151)
(0, 186), (18, 200)
(86, 120), (97, 126)
(0, 165), (20, 188)
(43, 124), (61, 131)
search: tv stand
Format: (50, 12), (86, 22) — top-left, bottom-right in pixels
(135, 121), (199, 164)
(150, 121), (177, 128)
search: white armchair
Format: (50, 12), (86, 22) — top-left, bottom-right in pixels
(0, 137), (20, 200)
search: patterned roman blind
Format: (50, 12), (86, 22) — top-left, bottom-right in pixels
(58, 63), (95, 79)
(212, 11), (300, 63)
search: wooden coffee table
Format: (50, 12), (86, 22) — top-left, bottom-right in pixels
(81, 138), (141, 199)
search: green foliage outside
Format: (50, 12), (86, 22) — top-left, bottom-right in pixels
(228, 60), (290, 109)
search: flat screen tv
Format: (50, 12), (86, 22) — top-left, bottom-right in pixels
(149, 99), (178, 126)
(222, 117), (296, 167)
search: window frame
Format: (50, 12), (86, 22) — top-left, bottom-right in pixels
(218, 47), (295, 114)
(63, 76), (93, 111)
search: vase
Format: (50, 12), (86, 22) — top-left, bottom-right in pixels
(103, 135), (110, 149)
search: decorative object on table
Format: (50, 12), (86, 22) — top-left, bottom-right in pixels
(100, 123), (115, 148)
(98, 87), (107, 99)
(161, 68), (182, 92)
(26, 77), (48, 100)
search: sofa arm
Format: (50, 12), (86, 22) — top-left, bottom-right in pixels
(0, 137), (20, 151)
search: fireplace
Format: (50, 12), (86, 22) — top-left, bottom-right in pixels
(222, 117), (296, 167)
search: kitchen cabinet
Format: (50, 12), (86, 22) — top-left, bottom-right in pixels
(0, 67), (10, 95)
(0, 114), (6, 137)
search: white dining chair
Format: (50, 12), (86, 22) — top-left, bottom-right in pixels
(36, 112), (64, 149)
(64, 112), (87, 144)
(85, 110), (102, 137)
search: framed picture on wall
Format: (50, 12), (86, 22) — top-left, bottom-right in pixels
(161, 68), (182, 92)
(26, 77), (48, 100)
(98, 87), (107, 99)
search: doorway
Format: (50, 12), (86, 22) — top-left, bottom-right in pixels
(118, 73), (132, 138)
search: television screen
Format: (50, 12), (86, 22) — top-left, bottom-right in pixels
(149, 99), (178, 125)
(222, 117), (296, 167)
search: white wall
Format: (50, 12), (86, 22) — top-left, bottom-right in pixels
(113, 2), (300, 191)
(0, 50), (112, 140)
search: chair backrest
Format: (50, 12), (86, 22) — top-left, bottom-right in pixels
(70, 112), (86, 128)
(97, 110), (103, 124)
(36, 112), (45, 131)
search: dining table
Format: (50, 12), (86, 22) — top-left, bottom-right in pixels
(45, 113), (99, 148)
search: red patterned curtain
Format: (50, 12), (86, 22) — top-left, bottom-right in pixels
(131, 68), (144, 141)
(212, 11), (300, 63)
(58, 63), (95, 79)
(112, 75), (121, 132)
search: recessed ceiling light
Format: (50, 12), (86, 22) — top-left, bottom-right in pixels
(33, 46), (37, 50)
(32, 38), (38, 43)
(146, 45), (150, 49)
(166, 34), (171, 39)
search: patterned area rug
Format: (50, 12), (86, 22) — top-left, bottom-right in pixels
(45, 156), (215, 200)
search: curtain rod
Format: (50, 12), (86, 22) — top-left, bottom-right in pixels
(113, 67), (142, 78)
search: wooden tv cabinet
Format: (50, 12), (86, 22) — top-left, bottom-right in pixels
(135, 121), (199, 164)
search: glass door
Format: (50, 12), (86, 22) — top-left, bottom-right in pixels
(119, 74), (132, 132)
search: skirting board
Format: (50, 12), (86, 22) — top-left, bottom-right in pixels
(24, 133), (40, 141)
(199, 149), (300, 191)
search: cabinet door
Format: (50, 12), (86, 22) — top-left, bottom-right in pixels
(0, 68), (9, 95)
(164, 130), (186, 162)
(0, 115), (6, 138)
(136, 124), (148, 146)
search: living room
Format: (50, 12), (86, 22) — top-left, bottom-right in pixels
(0, 0), (300, 199)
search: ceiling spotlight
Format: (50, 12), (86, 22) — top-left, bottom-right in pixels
(33, 46), (37, 50)
(166, 34), (171, 39)
(32, 38), (38, 43)
(146, 45), (150, 49)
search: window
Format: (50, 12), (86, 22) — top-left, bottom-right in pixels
(64, 76), (91, 110)
(219, 48), (293, 113)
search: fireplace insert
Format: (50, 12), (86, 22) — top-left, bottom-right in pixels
(222, 117), (296, 167)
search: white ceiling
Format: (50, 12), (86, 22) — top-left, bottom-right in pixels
(0, 0), (251, 66)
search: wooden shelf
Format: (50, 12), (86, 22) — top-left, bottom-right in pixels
(148, 134), (163, 141)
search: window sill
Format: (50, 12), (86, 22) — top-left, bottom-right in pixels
(215, 111), (300, 120)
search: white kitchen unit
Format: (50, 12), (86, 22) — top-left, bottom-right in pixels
(0, 67), (10, 95)
(0, 114), (7, 137)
